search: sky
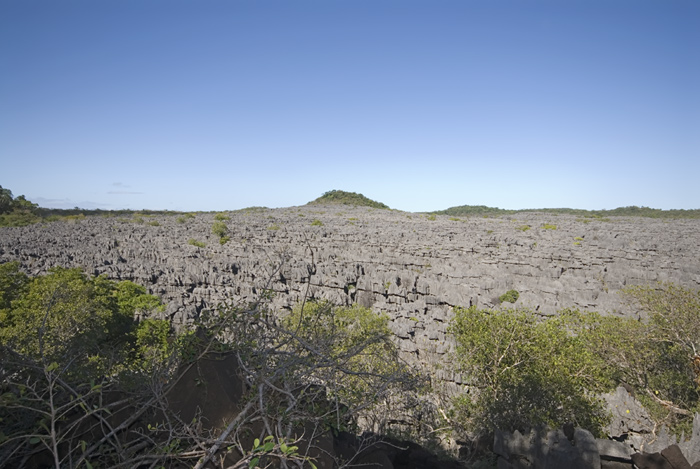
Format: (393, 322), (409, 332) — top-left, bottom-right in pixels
(1, 0), (698, 212)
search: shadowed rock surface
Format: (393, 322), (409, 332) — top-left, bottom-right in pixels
(2, 206), (699, 377)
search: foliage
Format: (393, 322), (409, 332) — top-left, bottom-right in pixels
(214, 212), (230, 221)
(0, 261), (419, 468)
(310, 219), (323, 226)
(308, 190), (389, 209)
(541, 223), (557, 230)
(498, 290), (519, 304)
(177, 213), (195, 223)
(517, 225), (530, 232)
(449, 306), (613, 437)
(0, 186), (40, 226)
(433, 205), (515, 217)
(615, 283), (700, 434)
(232, 206), (269, 214)
(0, 185), (12, 214)
(434, 203), (700, 219)
(212, 221), (230, 244)
(281, 301), (411, 414)
(450, 284), (700, 438)
(188, 238), (206, 247)
(0, 266), (176, 467)
(0, 265), (164, 376)
(0, 261), (29, 315)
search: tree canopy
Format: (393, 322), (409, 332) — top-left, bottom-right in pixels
(307, 190), (390, 209)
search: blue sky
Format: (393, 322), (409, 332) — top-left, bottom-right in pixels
(1, 0), (698, 212)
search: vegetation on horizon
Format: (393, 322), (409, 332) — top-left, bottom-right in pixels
(307, 190), (390, 209)
(3, 185), (699, 222)
(435, 204), (700, 219)
(0, 185), (40, 226)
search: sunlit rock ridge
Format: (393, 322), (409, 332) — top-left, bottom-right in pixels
(2, 205), (699, 379)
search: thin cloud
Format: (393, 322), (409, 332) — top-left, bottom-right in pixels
(108, 191), (143, 195)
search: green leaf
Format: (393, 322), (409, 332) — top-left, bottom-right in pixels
(263, 441), (274, 452)
(29, 437), (41, 444)
(249, 457), (259, 468)
(253, 438), (260, 448)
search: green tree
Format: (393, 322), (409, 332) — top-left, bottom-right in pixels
(615, 283), (700, 433)
(0, 266), (164, 378)
(0, 185), (13, 214)
(449, 306), (612, 437)
(281, 301), (409, 413)
(212, 221), (230, 244)
(0, 262), (29, 318)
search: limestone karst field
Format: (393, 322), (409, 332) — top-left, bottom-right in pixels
(2, 204), (699, 375)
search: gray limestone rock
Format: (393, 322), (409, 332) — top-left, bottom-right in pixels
(597, 438), (634, 460)
(603, 386), (655, 437)
(2, 208), (699, 379)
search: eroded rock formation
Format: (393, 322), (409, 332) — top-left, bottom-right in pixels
(1, 206), (699, 376)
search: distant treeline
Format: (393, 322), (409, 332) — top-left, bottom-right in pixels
(35, 207), (187, 218)
(434, 205), (700, 219)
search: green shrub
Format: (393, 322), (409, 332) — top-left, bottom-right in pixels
(212, 221), (230, 244)
(0, 265), (165, 377)
(450, 307), (612, 437)
(542, 224), (557, 230)
(517, 225), (530, 232)
(187, 238), (206, 247)
(282, 301), (410, 410)
(499, 290), (519, 303)
(177, 213), (195, 223)
(0, 211), (41, 227)
(310, 219), (323, 226)
(148, 220), (160, 226)
(449, 284), (700, 438)
(267, 224), (280, 231)
(617, 283), (700, 434)
(0, 265), (178, 465)
(214, 212), (230, 221)
(427, 214), (436, 221)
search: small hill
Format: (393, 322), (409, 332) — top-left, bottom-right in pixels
(307, 190), (389, 209)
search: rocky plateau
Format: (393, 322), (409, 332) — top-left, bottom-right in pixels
(1, 205), (699, 380)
